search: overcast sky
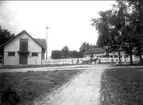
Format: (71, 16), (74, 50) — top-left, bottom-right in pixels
(0, 1), (115, 57)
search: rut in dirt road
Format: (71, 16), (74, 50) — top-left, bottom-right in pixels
(35, 65), (107, 105)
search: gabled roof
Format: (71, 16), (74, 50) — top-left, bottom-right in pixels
(35, 38), (47, 50)
(1, 30), (47, 50)
(84, 47), (105, 54)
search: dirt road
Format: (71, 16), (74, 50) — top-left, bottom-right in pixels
(35, 65), (107, 105)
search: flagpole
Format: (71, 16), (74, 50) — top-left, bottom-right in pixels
(46, 26), (48, 60)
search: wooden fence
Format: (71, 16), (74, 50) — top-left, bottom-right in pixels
(42, 56), (140, 65)
(42, 58), (84, 65)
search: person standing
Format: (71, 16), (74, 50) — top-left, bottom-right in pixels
(99, 58), (101, 64)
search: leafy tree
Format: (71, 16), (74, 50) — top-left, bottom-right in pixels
(125, 0), (143, 61)
(0, 26), (15, 56)
(79, 42), (91, 58)
(92, 0), (143, 65)
(133, 34), (143, 61)
(69, 50), (79, 58)
(61, 46), (70, 58)
(51, 43), (97, 59)
(119, 0), (143, 63)
(92, 8), (123, 64)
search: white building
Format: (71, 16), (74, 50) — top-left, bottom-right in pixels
(84, 47), (140, 63)
(3, 30), (47, 65)
(84, 47), (105, 60)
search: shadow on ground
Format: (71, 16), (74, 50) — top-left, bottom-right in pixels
(100, 67), (143, 105)
(0, 70), (82, 105)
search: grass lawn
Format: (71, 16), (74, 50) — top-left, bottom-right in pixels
(100, 67), (143, 105)
(0, 64), (84, 69)
(0, 69), (82, 105)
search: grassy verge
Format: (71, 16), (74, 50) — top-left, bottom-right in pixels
(0, 64), (84, 69)
(100, 67), (143, 105)
(0, 69), (82, 105)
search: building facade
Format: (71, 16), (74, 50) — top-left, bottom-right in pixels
(4, 30), (47, 65)
(84, 47), (140, 63)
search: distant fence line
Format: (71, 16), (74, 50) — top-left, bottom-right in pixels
(100, 57), (140, 63)
(42, 58), (83, 65)
(42, 57), (140, 65)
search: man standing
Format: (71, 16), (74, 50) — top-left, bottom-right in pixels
(99, 58), (101, 64)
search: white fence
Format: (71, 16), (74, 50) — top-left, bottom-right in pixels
(42, 56), (140, 65)
(99, 57), (140, 64)
(42, 58), (84, 65)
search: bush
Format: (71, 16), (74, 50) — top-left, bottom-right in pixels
(1, 86), (20, 105)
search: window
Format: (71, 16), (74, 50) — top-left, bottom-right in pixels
(32, 52), (38, 56)
(20, 39), (28, 52)
(8, 52), (15, 56)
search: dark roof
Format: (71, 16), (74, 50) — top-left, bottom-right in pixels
(35, 38), (47, 50)
(52, 50), (61, 52)
(84, 47), (105, 54)
(1, 30), (47, 50)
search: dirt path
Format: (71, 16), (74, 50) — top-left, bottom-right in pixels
(35, 65), (107, 105)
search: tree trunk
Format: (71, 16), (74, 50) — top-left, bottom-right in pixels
(118, 50), (121, 65)
(128, 38), (133, 65)
(139, 54), (142, 61)
(129, 54), (133, 65)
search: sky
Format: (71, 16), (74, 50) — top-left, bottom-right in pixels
(0, 1), (115, 57)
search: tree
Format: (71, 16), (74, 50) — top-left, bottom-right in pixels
(69, 50), (79, 58)
(119, 0), (143, 63)
(0, 26), (15, 56)
(51, 43), (97, 59)
(61, 46), (70, 58)
(92, 8), (123, 64)
(51, 50), (62, 59)
(92, 0), (143, 65)
(125, 0), (143, 61)
(133, 34), (143, 61)
(79, 42), (91, 58)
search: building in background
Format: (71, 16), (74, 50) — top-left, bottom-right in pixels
(84, 47), (140, 63)
(3, 30), (47, 65)
(84, 47), (105, 60)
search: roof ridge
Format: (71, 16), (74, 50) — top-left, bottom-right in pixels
(84, 47), (105, 54)
(1, 30), (47, 50)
